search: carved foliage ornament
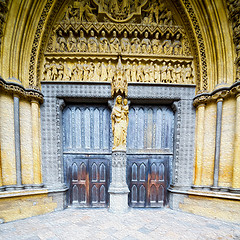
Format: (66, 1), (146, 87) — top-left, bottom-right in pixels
(0, 0), (9, 51)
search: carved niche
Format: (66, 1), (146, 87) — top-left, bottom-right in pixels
(41, 0), (195, 86)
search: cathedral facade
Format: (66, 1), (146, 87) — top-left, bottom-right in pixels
(0, 0), (240, 223)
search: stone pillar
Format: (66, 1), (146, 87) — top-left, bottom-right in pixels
(108, 150), (129, 213)
(31, 100), (42, 186)
(194, 103), (205, 186)
(212, 98), (223, 189)
(14, 95), (23, 189)
(232, 93), (240, 191)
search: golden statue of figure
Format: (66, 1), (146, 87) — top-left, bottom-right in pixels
(111, 96), (129, 151)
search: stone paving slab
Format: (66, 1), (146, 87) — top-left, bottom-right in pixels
(0, 208), (239, 240)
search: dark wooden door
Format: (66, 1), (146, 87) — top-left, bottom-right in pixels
(127, 105), (174, 207)
(63, 104), (111, 207)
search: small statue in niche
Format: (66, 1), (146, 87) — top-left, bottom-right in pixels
(99, 30), (110, 53)
(107, 60), (115, 82)
(131, 30), (141, 53)
(84, 3), (97, 22)
(43, 62), (52, 80)
(175, 63), (182, 83)
(166, 62), (173, 83)
(121, 31), (130, 53)
(67, 30), (77, 52)
(50, 61), (58, 80)
(63, 61), (71, 81)
(125, 61), (131, 82)
(154, 63), (160, 83)
(83, 61), (90, 81)
(93, 62), (101, 82)
(144, 63), (150, 82)
(172, 64), (177, 83)
(172, 34), (182, 55)
(162, 33), (173, 55)
(72, 62), (80, 81)
(56, 62), (64, 81)
(184, 64), (193, 83)
(137, 61), (144, 82)
(131, 62), (137, 82)
(151, 32), (161, 54)
(88, 30), (98, 52)
(110, 30), (120, 53)
(149, 62), (154, 81)
(89, 62), (95, 80)
(161, 61), (167, 82)
(111, 96), (129, 151)
(141, 31), (151, 54)
(101, 62), (108, 81)
(77, 30), (88, 52)
(57, 30), (67, 52)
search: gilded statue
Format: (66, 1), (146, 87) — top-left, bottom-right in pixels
(107, 61), (114, 82)
(67, 30), (77, 52)
(121, 31), (130, 53)
(63, 61), (71, 81)
(175, 63), (182, 83)
(144, 63), (150, 82)
(161, 61), (167, 82)
(137, 61), (144, 82)
(88, 30), (98, 52)
(99, 30), (110, 53)
(110, 30), (120, 53)
(93, 62), (101, 82)
(83, 61), (90, 81)
(57, 30), (67, 52)
(141, 31), (151, 53)
(166, 62), (173, 83)
(151, 32), (161, 54)
(111, 96), (129, 151)
(101, 62), (108, 81)
(131, 62), (137, 82)
(162, 33), (173, 55)
(131, 30), (141, 53)
(184, 64), (193, 83)
(77, 30), (88, 52)
(172, 34), (182, 55)
(149, 62), (154, 80)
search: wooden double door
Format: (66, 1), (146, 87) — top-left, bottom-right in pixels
(63, 103), (174, 208)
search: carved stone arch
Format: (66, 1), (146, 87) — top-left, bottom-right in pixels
(28, 0), (207, 92)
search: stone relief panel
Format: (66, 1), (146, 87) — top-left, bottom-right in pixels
(40, 0), (195, 86)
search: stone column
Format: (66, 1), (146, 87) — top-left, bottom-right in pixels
(31, 100), (43, 186)
(232, 93), (240, 191)
(212, 98), (223, 190)
(194, 103), (205, 186)
(14, 95), (23, 189)
(108, 150), (129, 213)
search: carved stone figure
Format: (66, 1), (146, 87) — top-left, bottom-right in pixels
(161, 61), (167, 82)
(154, 63), (160, 83)
(109, 0), (119, 17)
(43, 62), (52, 80)
(57, 30), (67, 52)
(125, 61), (131, 82)
(131, 31), (141, 53)
(137, 61), (144, 82)
(89, 62), (95, 80)
(88, 30), (98, 52)
(107, 60), (114, 82)
(83, 61), (90, 81)
(93, 62), (101, 81)
(166, 62), (173, 83)
(131, 62), (137, 82)
(77, 30), (88, 52)
(121, 0), (130, 16)
(141, 31), (151, 53)
(172, 64), (177, 83)
(51, 61), (58, 80)
(175, 63), (182, 83)
(172, 34), (182, 55)
(84, 3), (97, 22)
(67, 30), (77, 52)
(152, 32), (161, 54)
(160, 9), (173, 25)
(121, 31), (130, 53)
(184, 64), (193, 83)
(143, 4), (154, 24)
(63, 61), (71, 81)
(111, 96), (129, 151)
(162, 33), (173, 55)
(110, 30), (120, 53)
(149, 61), (154, 80)
(144, 63), (150, 82)
(99, 30), (110, 53)
(101, 62), (108, 81)
(57, 62), (64, 80)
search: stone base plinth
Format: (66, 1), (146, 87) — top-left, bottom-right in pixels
(108, 187), (129, 213)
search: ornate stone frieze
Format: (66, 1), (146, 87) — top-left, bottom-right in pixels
(0, 77), (43, 103)
(226, 0), (240, 81)
(193, 81), (240, 107)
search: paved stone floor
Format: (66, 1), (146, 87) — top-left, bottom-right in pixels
(0, 208), (240, 240)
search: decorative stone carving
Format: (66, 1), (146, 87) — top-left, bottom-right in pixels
(141, 31), (151, 53)
(77, 30), (88, 52)
(121, 31), (130, 53)
(99, 30), (110, 53)
(110, 30), (120, 53)
(131, 30), (141, 53)
(111, 96), (129, 151)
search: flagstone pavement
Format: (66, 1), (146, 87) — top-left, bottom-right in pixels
(0, 207), (240, 240)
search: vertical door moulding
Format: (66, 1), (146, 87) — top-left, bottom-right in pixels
(0, 93), (16, 187)
(212, 98), (223, 190)
(14, 95), (23, 189)
(31, 100), (42, 186)
(194, 103), (205, 186)
(232, 93), (240, 191)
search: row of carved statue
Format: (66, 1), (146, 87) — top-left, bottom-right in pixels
(43, 60), (194, 84)
(51, 29), (189, 56)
